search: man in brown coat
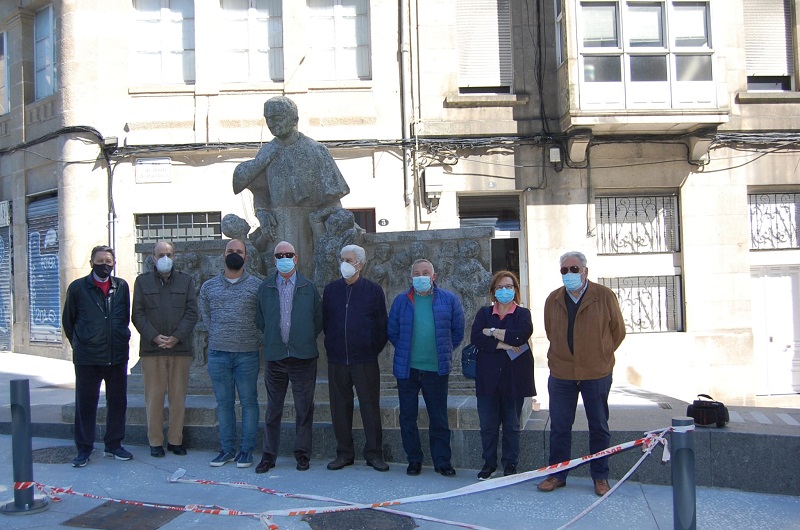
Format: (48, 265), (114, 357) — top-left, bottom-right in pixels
(538, 251), (626, 497)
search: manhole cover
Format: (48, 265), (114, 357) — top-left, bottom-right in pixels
(33, 445), (78, 464)
(63, 500), (183, 530)
(303, 508), (417, 530)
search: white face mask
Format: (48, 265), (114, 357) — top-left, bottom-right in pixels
(340, 261), (357, 279)
(156, 256), (173, 274)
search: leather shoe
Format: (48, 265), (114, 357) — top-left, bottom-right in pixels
(406, 462), (422, 476)
(477, 464), (496, 480)
(594, 479), (611, 496)
(150, 446), (165, 458)
(327, 457), (354, 470)
(434, 465), (456, 477)
(503, 463), (517, 476)
(537, 476), (567, 492)
(367, 457), (390, 472)
(255, 454), (275, 474)
(167, 443), (187, 456)
(296, 455), (310, 471)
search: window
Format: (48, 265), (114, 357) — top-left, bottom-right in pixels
(744, 0), (794, 91)
(599, 276), (683, 332)
(595, 195), (679, 254)
(749, 192), (800, 250)
(307, 0), (371, 81)
(0, 33), (8, 114)
(220, 0), (284, 82)
(577, 1), (715, 109)
(457, 0), (512, 92)
(132, 0), (196, 84)
(347, 208), (376, 233)
(554, 0), (566, 66)
(34, 5), (55, 99)
(135, 212), (222, 271)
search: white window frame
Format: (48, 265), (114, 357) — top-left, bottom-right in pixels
(307, 0), (372, 82)
(743, 0), (795, 91)
(219, 0), (284, 83)
(34, 5), (56, 100)
(132, 0), (196, 84)
(456, 0), (513, 91)
(555, 0), (565, 66)
(0, 32), (9, 114)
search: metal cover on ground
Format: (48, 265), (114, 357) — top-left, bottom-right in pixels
(303, 509), (417, 530)
(62, 500), (183, 530)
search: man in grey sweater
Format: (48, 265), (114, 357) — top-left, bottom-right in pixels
(198, 239), (262, 468)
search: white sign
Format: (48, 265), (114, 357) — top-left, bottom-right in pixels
(135, 158), (172, 184)
(0, 200), (9, 227)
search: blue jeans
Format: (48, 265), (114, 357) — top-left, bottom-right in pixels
(207, 350), (260, 453)
(547, 374), (612, 481)
(477, 394), (524, 468)
(397, 368), (451, 468)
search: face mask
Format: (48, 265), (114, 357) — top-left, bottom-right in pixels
(562, 272), (584, 291)
(340, 261), (357, 279)
(276, 257), (295, 274)
(156, 256), (173, 274)
(92, 263), (112, 279)
(495, 288), (515, 304)
(412, 276), (432, 293)
(225, 252), (245, 271)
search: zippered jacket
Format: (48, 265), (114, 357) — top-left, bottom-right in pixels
(132, 269), (198, 356)
(322, 276), (388, 365)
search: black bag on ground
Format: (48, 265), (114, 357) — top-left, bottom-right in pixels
(686, 394), (729, 427)
(461, 343), (477, 380)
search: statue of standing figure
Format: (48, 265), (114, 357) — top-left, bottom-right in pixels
(233, 96), (351, 279)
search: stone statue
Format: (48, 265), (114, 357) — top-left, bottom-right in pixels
(311, 207), (365, 287)
(232, 96), (350, 279)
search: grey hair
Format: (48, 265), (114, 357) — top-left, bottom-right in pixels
(340, 244), (366, 264)
(559, 251), (587, 267)
(410, 258), (434, 275)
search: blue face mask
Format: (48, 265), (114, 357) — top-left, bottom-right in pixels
(494, 288), (515, 304)
(562, 272), (583, 291)
(412, 276), (432, 293)
(276, 257), (295, 274)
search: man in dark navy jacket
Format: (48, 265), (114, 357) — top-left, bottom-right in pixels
(322, 244), (389, 472)
(62, 245), (132, 468)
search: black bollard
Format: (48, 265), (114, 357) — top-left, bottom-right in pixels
(671, 416), (696, 530)
(1, 379), (49, 515)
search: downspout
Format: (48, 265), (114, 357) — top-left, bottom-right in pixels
(399, 0), (415, 226)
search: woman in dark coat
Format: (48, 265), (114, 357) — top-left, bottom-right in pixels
(470, 270), (535, 480)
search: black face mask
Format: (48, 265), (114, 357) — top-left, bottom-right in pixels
(92, 263), (112, 279)
(225, 253), (245, 271)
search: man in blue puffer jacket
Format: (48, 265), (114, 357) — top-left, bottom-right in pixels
(388, 258), (464, 477)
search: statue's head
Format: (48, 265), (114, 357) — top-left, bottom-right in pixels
(264, 97), (299, 139)
(325, 209), (355, 234)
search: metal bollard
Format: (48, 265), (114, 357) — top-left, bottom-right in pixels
(671, 416), (696, 530)
(1, 379), (49, 515)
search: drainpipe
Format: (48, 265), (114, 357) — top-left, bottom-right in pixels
(399, 0), (414, 218)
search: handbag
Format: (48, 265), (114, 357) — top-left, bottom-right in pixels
(461, 343), (478, 380)
(686, 394), (729, 427)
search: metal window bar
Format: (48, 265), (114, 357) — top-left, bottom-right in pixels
(596, 195), (679, 254)
(134, 212), (222, 272)
(598, 275), (683, 333)
(748, 193), (800, 250)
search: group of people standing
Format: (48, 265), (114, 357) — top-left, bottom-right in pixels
(61, 241), (625, 497)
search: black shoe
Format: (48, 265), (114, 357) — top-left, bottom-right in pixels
(167, 443), (187, 456)
(435, 465), (456, 477)
(71, 451), (91, 468)
(150, 446), (165, 458)
(503, 463), (517, 476)
(367, 457), (390, 472)
(296, 455), (310, 471)
(477, 464), (496, 480)
(327, 457), (354, 470)
(255, 454), (275, 474)
(406, 462), (422, 476)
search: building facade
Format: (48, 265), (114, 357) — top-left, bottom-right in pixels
(0, 0), (798, 403)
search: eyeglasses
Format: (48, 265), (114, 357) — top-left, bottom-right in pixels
(560, 266), (581, 275)
(275, 252), (296, 259)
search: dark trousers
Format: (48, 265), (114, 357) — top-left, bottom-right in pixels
(74, 363), (128, 453)
(262, 357), (317, 460)
(547, 374), (613, 481)
(397, 368), (451, 468)
(477, 394), (524, 468)
(329, 360), (383, 461)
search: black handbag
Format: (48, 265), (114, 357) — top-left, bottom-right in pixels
(686, 394), (729, 427)
(461, 343), (477, 380)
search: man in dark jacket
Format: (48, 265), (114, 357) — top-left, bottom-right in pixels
(132, 241), (199, 458)
(255, 240), (323, 473)
(62, 245), (132, 468)
(322, 244), (389, 472)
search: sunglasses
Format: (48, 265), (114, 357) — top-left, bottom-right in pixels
(560, 266), (581, 275)
(275, 252), (296, 259)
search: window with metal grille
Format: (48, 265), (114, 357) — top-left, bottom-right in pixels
(748, 192), (800, 250)
(596, 195), (679, 254)
(135, 212), (222, 271)
(599, 275), (683, 333)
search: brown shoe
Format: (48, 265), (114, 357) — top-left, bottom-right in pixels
(537, 476), (566, 492)
(594, 479), (611, 496)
